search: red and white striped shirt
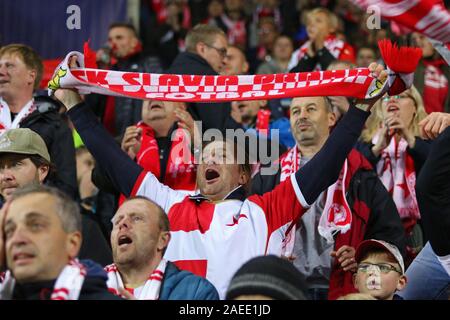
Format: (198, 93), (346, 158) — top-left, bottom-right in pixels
(130, 170), (309, 298)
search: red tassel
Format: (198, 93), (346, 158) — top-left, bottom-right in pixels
(83, 40), (98, 69)
(378, 39), (422, 74)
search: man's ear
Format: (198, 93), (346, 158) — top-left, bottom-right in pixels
(238, 166), (250, 186)
(328, 110), (337, 128)
(37, 165), (49, 183)
(196, 42), (206, 58)
(67, 231), (82, 260)
(157, 231), (171, 253)
(396, 275), (407, 291)
(352, 272), (359, 290)
(242, 61), (249, 74)
(28, 69), (37, 87)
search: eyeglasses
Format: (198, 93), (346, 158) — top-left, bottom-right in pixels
(204, 43), (227, 58)
(382, 95), (414, 102)
(357, 263), (402, 274)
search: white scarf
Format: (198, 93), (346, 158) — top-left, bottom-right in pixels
(105, 259), (167, 300)
(373, 132), (420, 221)
(0, 259), (87, 300)
(279, 146), (352, 256)
(0, 98), (36, 132)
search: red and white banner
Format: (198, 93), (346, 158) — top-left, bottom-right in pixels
(351, 0), (450, 44)
(48, 41), (421, 103)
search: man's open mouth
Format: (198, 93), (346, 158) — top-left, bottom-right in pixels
(205, 168), (220, 182)
(150, 103), (164, 111)
(118, 235), (133, 246)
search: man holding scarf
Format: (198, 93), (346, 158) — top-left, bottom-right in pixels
(251, 96), (406, 300)
(53, 61), (391, 299)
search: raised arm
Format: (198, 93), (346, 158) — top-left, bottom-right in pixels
(67, 102), (142, 197)
(293, 62), (387, 205)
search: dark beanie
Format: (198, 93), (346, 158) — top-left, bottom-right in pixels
(226, 255), (308, 300)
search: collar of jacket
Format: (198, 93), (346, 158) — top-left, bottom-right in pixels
(167, 51), (217, 75)
(189, 185), (246, 203)
(12, 279), (56, 300)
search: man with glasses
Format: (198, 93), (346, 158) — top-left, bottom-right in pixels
(166, 24), (242, 132)
(353, 239), (407, 300)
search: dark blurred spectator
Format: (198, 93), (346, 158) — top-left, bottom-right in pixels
(411, 32), (450, 114)
(398, 113), (450, 300)
(256, 35), (294, 74)
(208, 0), (248, 50)
(85, 23), (163, 138)
(0, 44), (77, 199)
(142, 0), (191, 68)
(289, 8), (355, 72)
(248, 17), (280, 73)
(356, 46), (377, 68)
(166, 24), (242, 132)
(222, 45), (249, 75)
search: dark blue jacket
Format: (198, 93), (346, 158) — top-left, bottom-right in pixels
(159, 262), (219, 300)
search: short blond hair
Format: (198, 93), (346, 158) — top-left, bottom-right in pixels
(0, 44), (43, 90)
(361, 85), (428, 142)
(307, 8), (338, 32)
(185, 24), (226, 53)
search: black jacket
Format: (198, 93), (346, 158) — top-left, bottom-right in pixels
(416, 127), (450, 256)
(11, 260), (121, 300)
(166, 52), (242, 132)
(85, 52), (163, 137)
(289, 47), (337, 73)
(20, 97), (78, 199)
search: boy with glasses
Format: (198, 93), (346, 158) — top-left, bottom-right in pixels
(353, 239), (407, 300)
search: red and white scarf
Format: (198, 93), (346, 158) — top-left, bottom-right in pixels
(0, 98), (36, 133)
(105, 259), (167, 300)
(279, 147), (352, 254)
(288, 35), (355, 71)
(136, 122), (196, 191)
(0, 259), (87, 300)
(47, 40), (420, 103)
(373, 133), (420, 222)
(350, 0), (450, 43)
(221, 14), (247, 48)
